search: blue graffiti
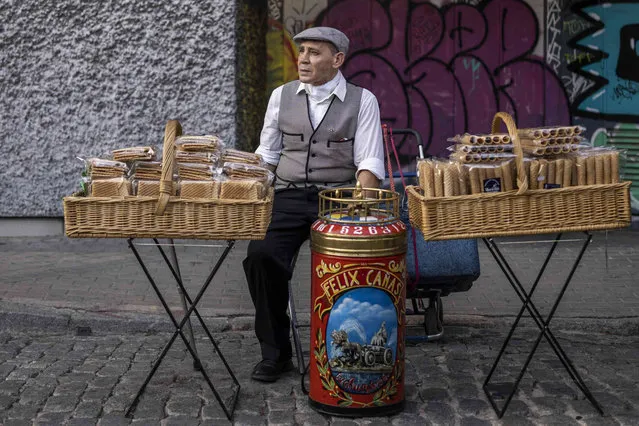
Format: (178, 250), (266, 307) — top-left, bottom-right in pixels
(570, 0), (639, 121)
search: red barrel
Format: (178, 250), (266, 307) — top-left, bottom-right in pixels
(308, 185), (406, 416)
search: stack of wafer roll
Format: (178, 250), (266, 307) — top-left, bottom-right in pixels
(90, 177), (131, 197)
(465, 161), (515, 194)
(175, 135), (223, 152)
(418, 159), (468, 197)
(449, 133), (512, 145)
(221, 149), (262, 166)
(518, 125), (585, 139)
(527, 157), (573, 189)
(87, 158), (128, 179)
(573, 148), (620, 185)
(179, 181), (219, 198)
(450, 151), (517, 163)
(519, 126), (585, 157)
(177, 163), (217, 180)
(112, 146), (156, 162)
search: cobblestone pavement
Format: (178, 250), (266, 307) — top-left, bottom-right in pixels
(1, 323), (638, 425)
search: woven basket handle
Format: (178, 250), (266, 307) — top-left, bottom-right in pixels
(155, 120), (182, 215)
(491, 112), (528, 194)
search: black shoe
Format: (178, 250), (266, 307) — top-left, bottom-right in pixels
(251, 359), (295, 382)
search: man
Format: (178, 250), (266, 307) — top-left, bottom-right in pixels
(243, 27), (384, 382)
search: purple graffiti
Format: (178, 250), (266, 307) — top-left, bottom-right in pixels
(318, 0), (570, 157)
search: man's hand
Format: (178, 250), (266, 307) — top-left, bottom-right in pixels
(356, 170), (380, 199)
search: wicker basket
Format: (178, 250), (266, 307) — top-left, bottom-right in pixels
(63, 120), (274, 240)
(407, 112), (632, 241)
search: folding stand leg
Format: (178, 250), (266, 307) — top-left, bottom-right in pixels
(124, 239), (240, 421)
(482, 233), (603, 418)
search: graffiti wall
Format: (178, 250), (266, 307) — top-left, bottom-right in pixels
(267, 0), (639, 207)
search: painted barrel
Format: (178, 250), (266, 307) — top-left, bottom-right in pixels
(308, 184), (407, 416)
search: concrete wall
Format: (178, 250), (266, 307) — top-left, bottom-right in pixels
(0, 0), (237, 216)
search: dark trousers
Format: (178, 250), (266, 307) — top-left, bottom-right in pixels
(243, 188), (320, 361)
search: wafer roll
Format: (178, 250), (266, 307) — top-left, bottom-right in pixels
(586, 156), (596, 185)
(443, 164), (456, 197)
(555, 160), (564, 186)
(576, 157), (586, 186)
(595, 155), (604, 184)
(547, 161), (556, 186)
(477, 167), (487, 192)
(610, 151), (620, 183)
(603, 153), (611, 184)
(418, 161), (435, 197)
(530, 161), (540, 190)
(434, 167), (444, 197)
(469, 167), (481, 194)
(562, 159), (572, 187)
(457, 163), (468, 195)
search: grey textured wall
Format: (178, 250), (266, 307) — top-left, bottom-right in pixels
(0, 0), (237, 216)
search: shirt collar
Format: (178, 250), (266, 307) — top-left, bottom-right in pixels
(296, 71), (346, 102)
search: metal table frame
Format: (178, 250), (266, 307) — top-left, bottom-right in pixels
(124, 238), (240, 421)
(481, 232), (604, 418)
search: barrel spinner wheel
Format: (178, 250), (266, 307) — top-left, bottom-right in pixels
(309, 183), (407, 417)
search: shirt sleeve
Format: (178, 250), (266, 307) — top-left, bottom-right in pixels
(255, 86), (283, 166)
(353, 89), (385, 181)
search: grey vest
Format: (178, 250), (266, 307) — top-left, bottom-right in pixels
(275, 80), (363, 188)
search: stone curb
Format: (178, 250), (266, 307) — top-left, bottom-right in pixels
(2, 299), (639, 337)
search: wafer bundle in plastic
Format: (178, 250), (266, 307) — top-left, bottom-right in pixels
(177, 163), (217, 181)
(87, 158), (129, 179)
(450, 151), (517, 163)
(518, 136), (583, 147)
(521, 144), (581, 157)
(134, 180), (161, 197)
(417, 159), (468, 197)
(452, 144), (513, 154)
(179, 180), (220, 199)
(221, 149), (263, 166)
(176, 150), (220, 165)
(112, 146), (157, 162)
(573, 147), (621, 185)
(518, 125), (585, 139)
(222, 162), (274, 186)
(465, 160), (515, 194)
(130, 161), (162, 180)
(448, 133), (511, 145)
(90, 177), (131, 197)
(175, 135), (223, 152)
(219, 179), (266, 200)
(527, 157), (573, 189)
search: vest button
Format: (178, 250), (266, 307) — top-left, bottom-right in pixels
(311, 153), (317, 158)
(312, 140), (317, 144)
(308, 169), (313, 173)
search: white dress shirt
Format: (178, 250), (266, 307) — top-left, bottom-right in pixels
(256, 71), (385, 180)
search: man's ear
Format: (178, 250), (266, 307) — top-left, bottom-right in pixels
(333, 52), (345, 69)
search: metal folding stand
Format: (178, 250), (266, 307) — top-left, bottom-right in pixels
(481, 232), (604, 419)
(124, 238), (240, 421)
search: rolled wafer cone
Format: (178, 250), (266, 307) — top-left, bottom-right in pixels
(557, 128), (566, 137)
(418, 160), (435, 197)
(469, 167), (481, 194)
(555, 160), (564, 186)
(576, 156), (586, 186)
(478, 167), (487, 192)
(443, 164), (455, 197)
(434, 166), (444, 197)
(595, 155), (604, 184)
(586, 156), (596, 185)
(530, 161), (540, 190)
(563, 159), (573, 187)
(459, 134), (477, 144)
(603, 153), (611, 184)
(610, 151), (620, 183)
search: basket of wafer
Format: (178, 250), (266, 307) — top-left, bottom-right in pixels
(63, 120), (274, 240)
(406, 112), (632, 240)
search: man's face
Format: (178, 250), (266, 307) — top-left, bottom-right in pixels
(297, 40), (344, 86)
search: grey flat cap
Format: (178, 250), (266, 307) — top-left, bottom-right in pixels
(293, 27), (349, 55)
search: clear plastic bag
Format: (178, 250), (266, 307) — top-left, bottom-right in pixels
(86, 158), (129, 179)
(464, 160), (516, 194)
(177, 163), (218, 181)
(89, 177), (131, 197)
(178, 180), (220, 198)
(417, 158), (468, 197)
(222, 162), (275, 186)
(518, 125), (585, 139)
(448, 133), (512, 145)
(176, 150), (220, 165)
(449, 144), (514, 154)
(130, 161), (162, 180)
(571, 147), (622, 185)
(175, 135), (224, 152)
(112, 146), (157, 162)
(221, 149), (263, 166)
(449, 151), (517, 163)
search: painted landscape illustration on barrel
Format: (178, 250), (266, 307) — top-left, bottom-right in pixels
(326, 287), (398, 395)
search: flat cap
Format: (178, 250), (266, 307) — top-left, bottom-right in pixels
(293, 27), (350, 55)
